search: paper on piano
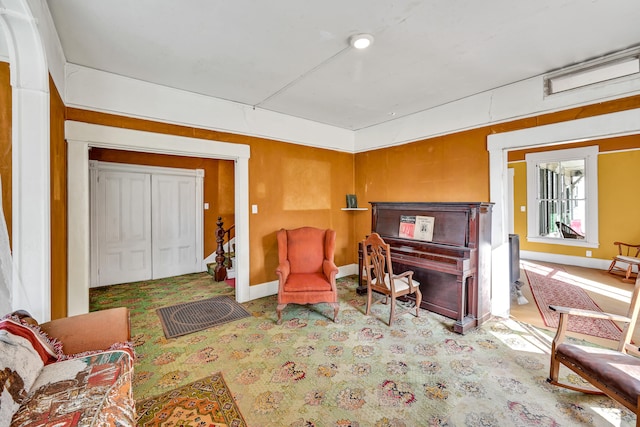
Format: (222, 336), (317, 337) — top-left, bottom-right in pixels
(414, 215), (435, 241)
(398, 215), (416, 238)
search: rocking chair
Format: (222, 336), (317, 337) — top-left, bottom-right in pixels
(547, 274), (640, 425)
(608, 241), (640, 283)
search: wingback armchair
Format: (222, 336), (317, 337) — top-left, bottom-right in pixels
(275, 227), (339, 324)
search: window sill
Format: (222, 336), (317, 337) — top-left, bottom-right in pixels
(526, 236), (599, 248)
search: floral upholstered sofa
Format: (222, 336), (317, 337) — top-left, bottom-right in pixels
(0, 308), (135, 427)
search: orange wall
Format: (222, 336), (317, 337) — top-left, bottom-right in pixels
(0, 65), (68, 318)
(66, 108), (356, 286)
(354, 96), (640, 249)
(0, 63), (10, 242)
(354, 127), (492, 245)
(88, 148), (235, 259)
(4, 60), (640, 317)
(50, 76), (67, 319)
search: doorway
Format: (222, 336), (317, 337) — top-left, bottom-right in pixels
(90, 161), (204, 287)
(66, 121), (251, 316)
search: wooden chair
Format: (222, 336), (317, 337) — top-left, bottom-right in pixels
(362, 233), (422, 326)
(608, 241), (640, 283)
(547, 274), (640, 425)
(555, 221), (584, 239)
(275, 227), (339, 324)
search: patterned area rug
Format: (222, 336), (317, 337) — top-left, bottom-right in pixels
(157, 295), (250, 338)
(524, 264), (622, 340)
(91, 273), (636, 426)
(136, 372), (247, 426)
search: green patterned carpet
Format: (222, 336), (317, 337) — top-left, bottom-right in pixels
(91, 273), (635, 427)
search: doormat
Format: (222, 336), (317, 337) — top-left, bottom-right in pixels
(157, 295), (251, 339)
(136, 372), (247, 426)
(524, 264), (622, 341)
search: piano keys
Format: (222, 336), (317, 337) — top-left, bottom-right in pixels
(358, 202), (493, 334)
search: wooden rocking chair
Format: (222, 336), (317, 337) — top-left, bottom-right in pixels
(547, 274), (640, 425)
(608, 241), (640, 283)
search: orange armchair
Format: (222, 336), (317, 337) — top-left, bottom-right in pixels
(275, 227), (339, 324)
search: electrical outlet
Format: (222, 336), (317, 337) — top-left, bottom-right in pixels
(252, 204), (258, 214)
(586, 250), (592, 257)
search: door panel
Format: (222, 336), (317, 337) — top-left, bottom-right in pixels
(96, 171), (152, 286)
(151, 174), (199, 278)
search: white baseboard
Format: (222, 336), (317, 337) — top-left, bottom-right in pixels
(248, 263), (360, 301)
(520, 250), (611, 270)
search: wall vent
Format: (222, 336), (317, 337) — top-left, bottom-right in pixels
(545, 48), (640, 96)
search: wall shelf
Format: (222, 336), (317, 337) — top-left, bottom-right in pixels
(341, 208), (368, 211)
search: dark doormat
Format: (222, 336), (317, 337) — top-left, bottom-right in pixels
(156, 295), (251, 339)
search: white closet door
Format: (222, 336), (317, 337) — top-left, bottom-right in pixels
(96, 171), (152, 286)
(151, 174), (199, 278)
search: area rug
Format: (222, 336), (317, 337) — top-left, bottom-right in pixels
(136, 372), (247, 426)
(93, 273), (637, 426)
(157, 295), (250, 338)
(524, 264), (622, 340)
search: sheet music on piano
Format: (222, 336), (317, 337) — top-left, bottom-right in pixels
(360, 201), (493, 334)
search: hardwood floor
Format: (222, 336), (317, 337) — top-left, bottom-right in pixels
(509, 259), (639, 349)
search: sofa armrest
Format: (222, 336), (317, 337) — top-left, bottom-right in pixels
(39, 307), (131, 355)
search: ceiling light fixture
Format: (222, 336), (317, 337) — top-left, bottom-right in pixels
(350, 34), (374, 49)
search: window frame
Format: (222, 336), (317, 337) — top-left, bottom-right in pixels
(525, 145), (599, 248)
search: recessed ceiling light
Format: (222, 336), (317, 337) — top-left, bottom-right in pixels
(350, 34), (374, 49)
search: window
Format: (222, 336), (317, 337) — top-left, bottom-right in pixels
(525, 146), (599, 247)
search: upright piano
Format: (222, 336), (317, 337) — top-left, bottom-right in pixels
(358, 202), (493, 334)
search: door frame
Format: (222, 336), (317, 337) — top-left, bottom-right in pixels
(89, 160), (204, 287)
(67, 121), (250, 316)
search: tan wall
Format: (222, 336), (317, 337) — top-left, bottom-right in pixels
(509, 136), (640, 260)
(66, 108), (356, 286)
(88, 148), (235, 259)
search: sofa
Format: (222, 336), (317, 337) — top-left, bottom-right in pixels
(0, 307), (135, 427)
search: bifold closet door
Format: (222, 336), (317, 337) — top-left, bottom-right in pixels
(151, 174), (199, 278)
(96, 171), (152, 286)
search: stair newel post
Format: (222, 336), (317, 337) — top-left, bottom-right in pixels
(214, 216), (228, 281)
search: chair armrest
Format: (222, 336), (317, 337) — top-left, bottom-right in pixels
(323, 260), (339, 285)
(392, 271), (413, 280)
(276, 261), (290, 283)
(39, 307), (130, 355)
(614, 242), (640, 248)
(549, 305), (630, 323)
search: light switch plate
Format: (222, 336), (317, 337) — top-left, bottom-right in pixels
(252, 204), (258, 214)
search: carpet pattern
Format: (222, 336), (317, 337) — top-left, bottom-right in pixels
(524, 264), (622, 341)
(91, 272), (636, 426)
(136, 372), (246, 426)
(157, 295), (251, 338)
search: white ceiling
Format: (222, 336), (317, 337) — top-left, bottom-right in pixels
(46, 0), (640, 131)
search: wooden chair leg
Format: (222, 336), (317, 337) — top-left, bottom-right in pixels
(366, 289), (372, 315)
(389, 297), (396, 326)
(414, 289), (422, 318)
(608, 259), (616, 273)
(331, 303), (339, 322)
(276, 304), (286, 325)
(548, 352), (560, 385)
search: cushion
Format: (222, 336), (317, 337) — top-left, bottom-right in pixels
(0, 317), (60, 425)
(10, 350), (135, 427)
